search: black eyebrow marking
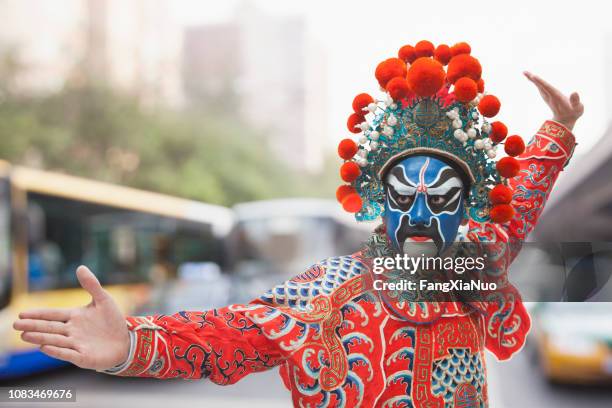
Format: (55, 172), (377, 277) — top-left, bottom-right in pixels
(388, 165), (416, 187)
(428, 168), (460, 189)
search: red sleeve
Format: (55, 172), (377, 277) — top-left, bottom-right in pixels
(505, 120), (576, 250)
(469, 120), (576, 254)
(107, 304), (303, 384)
(478, 286), (532, 361)
(468, 120), (576, 360)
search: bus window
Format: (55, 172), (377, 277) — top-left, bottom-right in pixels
(26, 192), (223, 291)
(0, 178), (10, 309)
(171, 221), (225, 267)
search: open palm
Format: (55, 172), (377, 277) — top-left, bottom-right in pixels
(13, 266), (130, 371)
(524, 71), (584, 131)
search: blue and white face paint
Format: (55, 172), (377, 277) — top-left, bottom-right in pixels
(383, 155), (466, 255)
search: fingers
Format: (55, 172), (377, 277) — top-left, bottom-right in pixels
(570, 92), (585, 119)
(525, 72), (564, 100)
(525, 73), (550, 95)
(39, 345), (82, 367)
(14, 319), (68, 335)
(76, 265), (108, 304)
(524, 71), (551, 100)
(21, 331), (73, 349)
(523, 71), (543, 89)
(19, 308), (71, 322)
(524, 71), (547, 90)
(525, 72), (549, 89)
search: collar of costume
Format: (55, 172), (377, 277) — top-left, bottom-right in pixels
(336, 41), (525, 225)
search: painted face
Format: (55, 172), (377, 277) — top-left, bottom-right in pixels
(383, 155), (466, 255)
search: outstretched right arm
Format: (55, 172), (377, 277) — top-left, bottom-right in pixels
(13, 266), (306, 384)
(104, 306), (289, 383)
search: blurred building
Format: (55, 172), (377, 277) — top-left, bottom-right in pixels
(0, 0), (83, 93)
(182, 23), (242, 107)
(0, 0), (184, 107)
(84, 0), (184, 107)
(182, 3), (328, 172)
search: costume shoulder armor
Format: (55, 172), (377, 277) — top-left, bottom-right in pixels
(258, 254), (367, 311)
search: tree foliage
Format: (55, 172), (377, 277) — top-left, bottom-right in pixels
(0, 80), (337, 206)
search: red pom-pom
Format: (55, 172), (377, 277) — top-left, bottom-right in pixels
(478, 94), (501, 117)
(338, 138), (358, 160)
(352, 93), (374, 114)
(477, 78), (485, 93)
(496, 157), (520, 178)
(453, 77), (478, 103)
(489, 121), (508, 143)
(375, 58), (407, 88)
(340, 161), (361, 182)
(434, 44), (452, 65)
(451, 42), (471, 57)
(447, 54), (482, 83)
(342, 193), (363, 213)
(347, 113), (364, 133)
(406, 57), (446, 97)
(489, 184), (513, 205)
(504, 135), (525, 157)
(490, 204), (515, 223)
(336, 185), (356, 203)
(386, 77), (412, 100)
(398, 45), (417, 63)
(415, 40), (435, 58)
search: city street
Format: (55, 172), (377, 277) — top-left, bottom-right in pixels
(487, 351), (612, 407)
(1, 366), (291, 408)
(1, 1), (611, 408)
(3, 351), (611, 407)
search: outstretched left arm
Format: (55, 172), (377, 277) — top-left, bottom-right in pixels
(470, 72), (584, 249)
(508, 72), (584, 237)
(505, 72), (583, 247)
(469, 73), (583, 360)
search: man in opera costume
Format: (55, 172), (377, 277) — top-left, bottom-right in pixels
(14, 41), (583, 407)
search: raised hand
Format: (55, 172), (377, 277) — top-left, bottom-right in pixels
(13, 266), (130, 371)
(524, 71), (584, 131)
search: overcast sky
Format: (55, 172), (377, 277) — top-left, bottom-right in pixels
(171, 0), (611, 162)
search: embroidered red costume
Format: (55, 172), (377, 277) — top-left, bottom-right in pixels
(106, 40), (578, 407)
(108, 120), (575, 407)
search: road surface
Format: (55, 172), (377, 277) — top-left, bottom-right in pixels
(2, 352), (611, 407)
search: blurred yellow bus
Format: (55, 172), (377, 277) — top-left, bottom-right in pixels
(0, 160), (233, 379)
